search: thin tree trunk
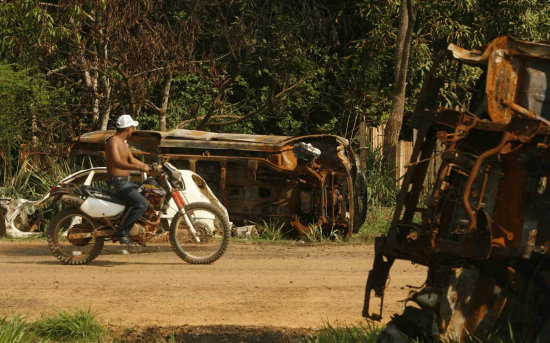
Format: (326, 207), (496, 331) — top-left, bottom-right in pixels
(159, 71), (173, 131)
(383, 0), (416, 174)
(99, 75), (111, 130)
(91, 71), (100, 129)
(128, 84), (137, 118)
(31, 112), (38, 146)
(99, 33), (111, 131)
(79, 52), (99, 129)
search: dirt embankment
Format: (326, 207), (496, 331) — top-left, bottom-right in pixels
(0, 241), (425, 335)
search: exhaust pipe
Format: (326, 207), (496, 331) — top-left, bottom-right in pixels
(60, 195), (85, 207)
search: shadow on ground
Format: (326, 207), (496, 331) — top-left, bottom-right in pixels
(0, 241), (175, 256)
(112, 325), (315, 343)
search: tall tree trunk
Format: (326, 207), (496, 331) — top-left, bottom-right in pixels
(91, 71), (100, 129)
(79, 52), (99, 129)
(99, 75), (111, 130)
(159, 71), (173, 131)
(98, 32), (111, 131)
(128, 86), (137, 118)
(382, 0), (416, 174)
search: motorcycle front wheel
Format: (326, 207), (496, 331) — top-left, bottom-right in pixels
(46, 207), (104, 265)
(169, 202), (230, 264)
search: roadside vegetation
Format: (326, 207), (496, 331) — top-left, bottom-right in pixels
(0, 307), (537, 342)
(0, 308), (103, 343)
(33, 308), (104, 342)
(353, 145), (398, 242)
(304, 323), (382, 343)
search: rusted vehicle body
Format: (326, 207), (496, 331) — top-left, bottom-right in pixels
(363, 36), (550, 342)
(70, 130), (366, 237)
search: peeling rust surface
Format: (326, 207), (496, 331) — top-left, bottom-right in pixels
(71, 130), (367, 237)
(364, 36), (550, 342)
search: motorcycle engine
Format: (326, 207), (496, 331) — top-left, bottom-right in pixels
(129, 223), (146, 237)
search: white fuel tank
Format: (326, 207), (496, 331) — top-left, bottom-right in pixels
(80, 198), (125, 218)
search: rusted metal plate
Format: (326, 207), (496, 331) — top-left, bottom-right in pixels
(450, 36), (550, 124)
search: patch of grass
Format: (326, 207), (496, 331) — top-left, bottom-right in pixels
(257, 219), (288, 241)
(351, 206), (393, 243)
(304, 225), (342, 243)
(0, 316), (46, 343)
(304, 323), (382, 343)
(32, 307), (104, 342)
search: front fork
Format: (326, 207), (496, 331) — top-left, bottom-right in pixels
(171, 190), (201, 243)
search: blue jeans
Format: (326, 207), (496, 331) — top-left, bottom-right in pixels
(109, 179), (148, 237)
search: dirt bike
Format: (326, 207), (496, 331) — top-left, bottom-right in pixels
(46, 162), (230, 265)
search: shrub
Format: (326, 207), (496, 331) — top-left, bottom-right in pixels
(304, 225), (342, 243)
(0, 316), (46, 343)
(32, 307), (104, 342)
(365, 144), (398, 208)
(257, 219), (288, 241)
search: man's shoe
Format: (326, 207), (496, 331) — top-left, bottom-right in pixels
(113, 235), (133, 245)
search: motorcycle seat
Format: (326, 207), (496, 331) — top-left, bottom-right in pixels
(80, 185), (127, 205)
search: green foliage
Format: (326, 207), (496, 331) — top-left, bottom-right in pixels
(304, 323), (382, 343)
(0, 0), (62, 64)
(32, 307), (104, 342)
(0, 63), (71, 181)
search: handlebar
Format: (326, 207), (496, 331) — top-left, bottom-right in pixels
(144, 163), (164, 179)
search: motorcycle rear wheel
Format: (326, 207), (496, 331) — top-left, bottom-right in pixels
(46, 207), (104, 265)
(169, 202), (230, 264)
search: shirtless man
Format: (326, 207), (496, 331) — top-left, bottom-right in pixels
(104, 115), (150, 245)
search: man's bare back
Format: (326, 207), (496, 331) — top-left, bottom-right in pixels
(104, 128), (149, 177)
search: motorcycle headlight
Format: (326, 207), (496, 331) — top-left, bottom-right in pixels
(163, 162), (186, 190)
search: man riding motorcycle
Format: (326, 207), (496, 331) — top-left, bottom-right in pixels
(104, 114), (150, 245)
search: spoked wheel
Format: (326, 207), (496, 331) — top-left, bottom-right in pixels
(46, 207), (104, 265)
(169, 202), (230, 264)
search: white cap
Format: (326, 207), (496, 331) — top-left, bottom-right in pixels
(116, 115), (139, 129)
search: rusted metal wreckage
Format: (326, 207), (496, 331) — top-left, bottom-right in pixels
(70, 130), (367, 237)
(363, 36), (550, 342)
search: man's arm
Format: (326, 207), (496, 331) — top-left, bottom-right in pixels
(128, 150), (150, 172)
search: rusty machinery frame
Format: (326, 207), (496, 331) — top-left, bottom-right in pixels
(70, 130), (367, 237)
(363, 36), (550, 341)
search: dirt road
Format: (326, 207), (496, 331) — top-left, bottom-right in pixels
(0, 240), (426, 329)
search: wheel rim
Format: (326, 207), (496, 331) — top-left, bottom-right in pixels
(54, 213), (98, 262)
(173, 207), (227, 260)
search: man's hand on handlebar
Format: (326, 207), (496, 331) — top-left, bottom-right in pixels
(139, 165), (151, 173)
